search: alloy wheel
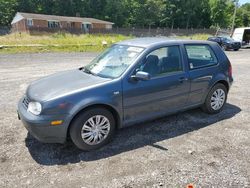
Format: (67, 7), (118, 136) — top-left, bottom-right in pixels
(210, 88), (226, 110)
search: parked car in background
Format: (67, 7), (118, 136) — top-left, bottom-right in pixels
(232, 27), (250, 48)
(207, 36), (241, 51)
(17, 38), (233, 151)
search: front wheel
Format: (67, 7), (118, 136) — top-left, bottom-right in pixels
(221, 45), (227, 51)
(202, 83), (228, 114)
(70, 108), (116, 151)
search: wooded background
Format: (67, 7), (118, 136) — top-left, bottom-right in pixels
(0, 0), (250, 29)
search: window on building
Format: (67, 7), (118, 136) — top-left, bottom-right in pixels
(82, 23), (92, 32)
(48, 21), (60, 28)
(106, 24), (112, 29)
(27, 19), (33, 26)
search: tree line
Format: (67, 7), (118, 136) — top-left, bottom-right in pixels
(0, 0), (250, 29)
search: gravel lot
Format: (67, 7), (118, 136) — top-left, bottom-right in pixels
(0, 50), (249, 188)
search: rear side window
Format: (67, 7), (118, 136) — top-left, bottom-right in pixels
(185, 45), (218, 69)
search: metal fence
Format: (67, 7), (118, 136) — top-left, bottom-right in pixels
(215, 28), (232, 36)
(27, 26), (87, 35)
(89, 27), (217, 37)
(4, 26), (219, 37)
(24, 26), (217, 36)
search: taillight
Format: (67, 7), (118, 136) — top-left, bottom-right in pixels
(228, 61), (232, 77)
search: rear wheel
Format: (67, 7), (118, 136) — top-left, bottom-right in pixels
(70, 108), (116, 151)
(202, 83), (227, 114)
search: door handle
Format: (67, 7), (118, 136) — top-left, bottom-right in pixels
(179, 77), (188, 83)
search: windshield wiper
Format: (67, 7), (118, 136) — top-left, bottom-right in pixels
(80, 67), (97, 76)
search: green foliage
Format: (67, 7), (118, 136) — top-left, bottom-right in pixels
(162, 0), (211, 28)
(0, 0), (250, 29)
(123, 0), (165, 27)
(0, 33), (131, 53)
(235, 3), (250, 27)
(0, 0), (18, 26)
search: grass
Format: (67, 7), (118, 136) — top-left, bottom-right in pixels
(0, 33), (211, 54)
(0, 33), (132, 53)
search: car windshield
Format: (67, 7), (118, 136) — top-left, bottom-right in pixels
(84, 45), (144, 78)
(223, 37), (234, 42)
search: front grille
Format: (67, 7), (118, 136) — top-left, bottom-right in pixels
(22, 96), (30, 108)
(233, 42), (241, 47)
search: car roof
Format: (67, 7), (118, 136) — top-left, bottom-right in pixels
(117, 37), (214, 48)
(234, 27), (250, 31)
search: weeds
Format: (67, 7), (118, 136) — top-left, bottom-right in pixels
(0, 33), (211, 53)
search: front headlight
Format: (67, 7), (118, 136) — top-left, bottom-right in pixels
(27, 102), (42, 115)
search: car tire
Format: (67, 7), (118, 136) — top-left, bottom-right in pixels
(202, 83), (228, 114)
(234, 48), (239, 51)
(69, 108), (116, 151)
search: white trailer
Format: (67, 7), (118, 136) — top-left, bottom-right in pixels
(232, 27), (250, 48)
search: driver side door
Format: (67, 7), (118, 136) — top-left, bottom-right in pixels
(122, 45), (190, 126)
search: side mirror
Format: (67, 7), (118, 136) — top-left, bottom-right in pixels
(131, 71), (151, 81)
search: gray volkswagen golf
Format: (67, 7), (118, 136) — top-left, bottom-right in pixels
(18, 38), (233, 151)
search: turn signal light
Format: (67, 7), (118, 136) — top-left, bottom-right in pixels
(51, 120), (63, 126)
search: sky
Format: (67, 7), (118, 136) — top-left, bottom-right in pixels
(239, 0), (250, 5)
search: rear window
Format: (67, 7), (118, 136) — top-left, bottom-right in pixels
(185, 44), (218, 69)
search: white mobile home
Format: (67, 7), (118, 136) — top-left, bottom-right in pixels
(232, 27), (250, 48)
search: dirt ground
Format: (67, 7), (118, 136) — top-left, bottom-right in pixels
(0, 50), (249, 188)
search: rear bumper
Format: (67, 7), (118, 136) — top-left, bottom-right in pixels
(17, 98), (69, 144)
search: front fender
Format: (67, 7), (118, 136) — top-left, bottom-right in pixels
(71, 96), (121, 120)
(63, 81), (123, 132)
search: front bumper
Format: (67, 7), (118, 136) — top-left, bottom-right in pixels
(17, 98), (69, 144)
(227, 43), (241, 50)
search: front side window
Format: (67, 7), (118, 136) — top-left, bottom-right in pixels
(84, 45), (144, 78)
(185, 45), (218, 69)
(138, 46), (183, 77)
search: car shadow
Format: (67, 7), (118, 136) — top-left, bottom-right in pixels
(25, 103), (241, 165)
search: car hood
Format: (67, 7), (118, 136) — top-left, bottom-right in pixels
(26, 69), (111, 102)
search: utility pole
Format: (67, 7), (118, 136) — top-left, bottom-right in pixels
(231, 0), (239, 36)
